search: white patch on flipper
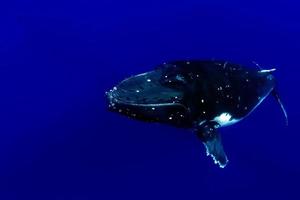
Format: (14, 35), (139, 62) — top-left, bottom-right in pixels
(213, 112), (240, 127)
(204, 143), (228, 168)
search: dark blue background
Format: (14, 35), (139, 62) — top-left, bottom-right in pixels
(0, 0), (299, 199)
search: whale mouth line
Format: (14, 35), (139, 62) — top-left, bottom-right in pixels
(107, 70), (184, 106)
(107, 92), (188, 111)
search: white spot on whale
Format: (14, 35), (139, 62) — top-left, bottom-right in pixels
(258, 68), (276, 73)
(214, 112), (240, 127)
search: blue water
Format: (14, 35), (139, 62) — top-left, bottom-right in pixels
(1, 0), (299, 199)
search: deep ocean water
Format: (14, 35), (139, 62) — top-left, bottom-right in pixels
(0, 1), (299, 199)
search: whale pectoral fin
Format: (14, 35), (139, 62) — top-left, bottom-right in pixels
(195, 122), (228, 168)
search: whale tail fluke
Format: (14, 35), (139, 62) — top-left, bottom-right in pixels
(252, 61), (288, 126)
(272, 89), (288, 126)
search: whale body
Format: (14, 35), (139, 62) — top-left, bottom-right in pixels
(106, 60), (288, 168)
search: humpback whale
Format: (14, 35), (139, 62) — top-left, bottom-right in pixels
(106, 60), (288, 168)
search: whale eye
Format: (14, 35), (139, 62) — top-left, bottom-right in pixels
(175, 74), (186, 83)
(161, 74), (187, 88)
